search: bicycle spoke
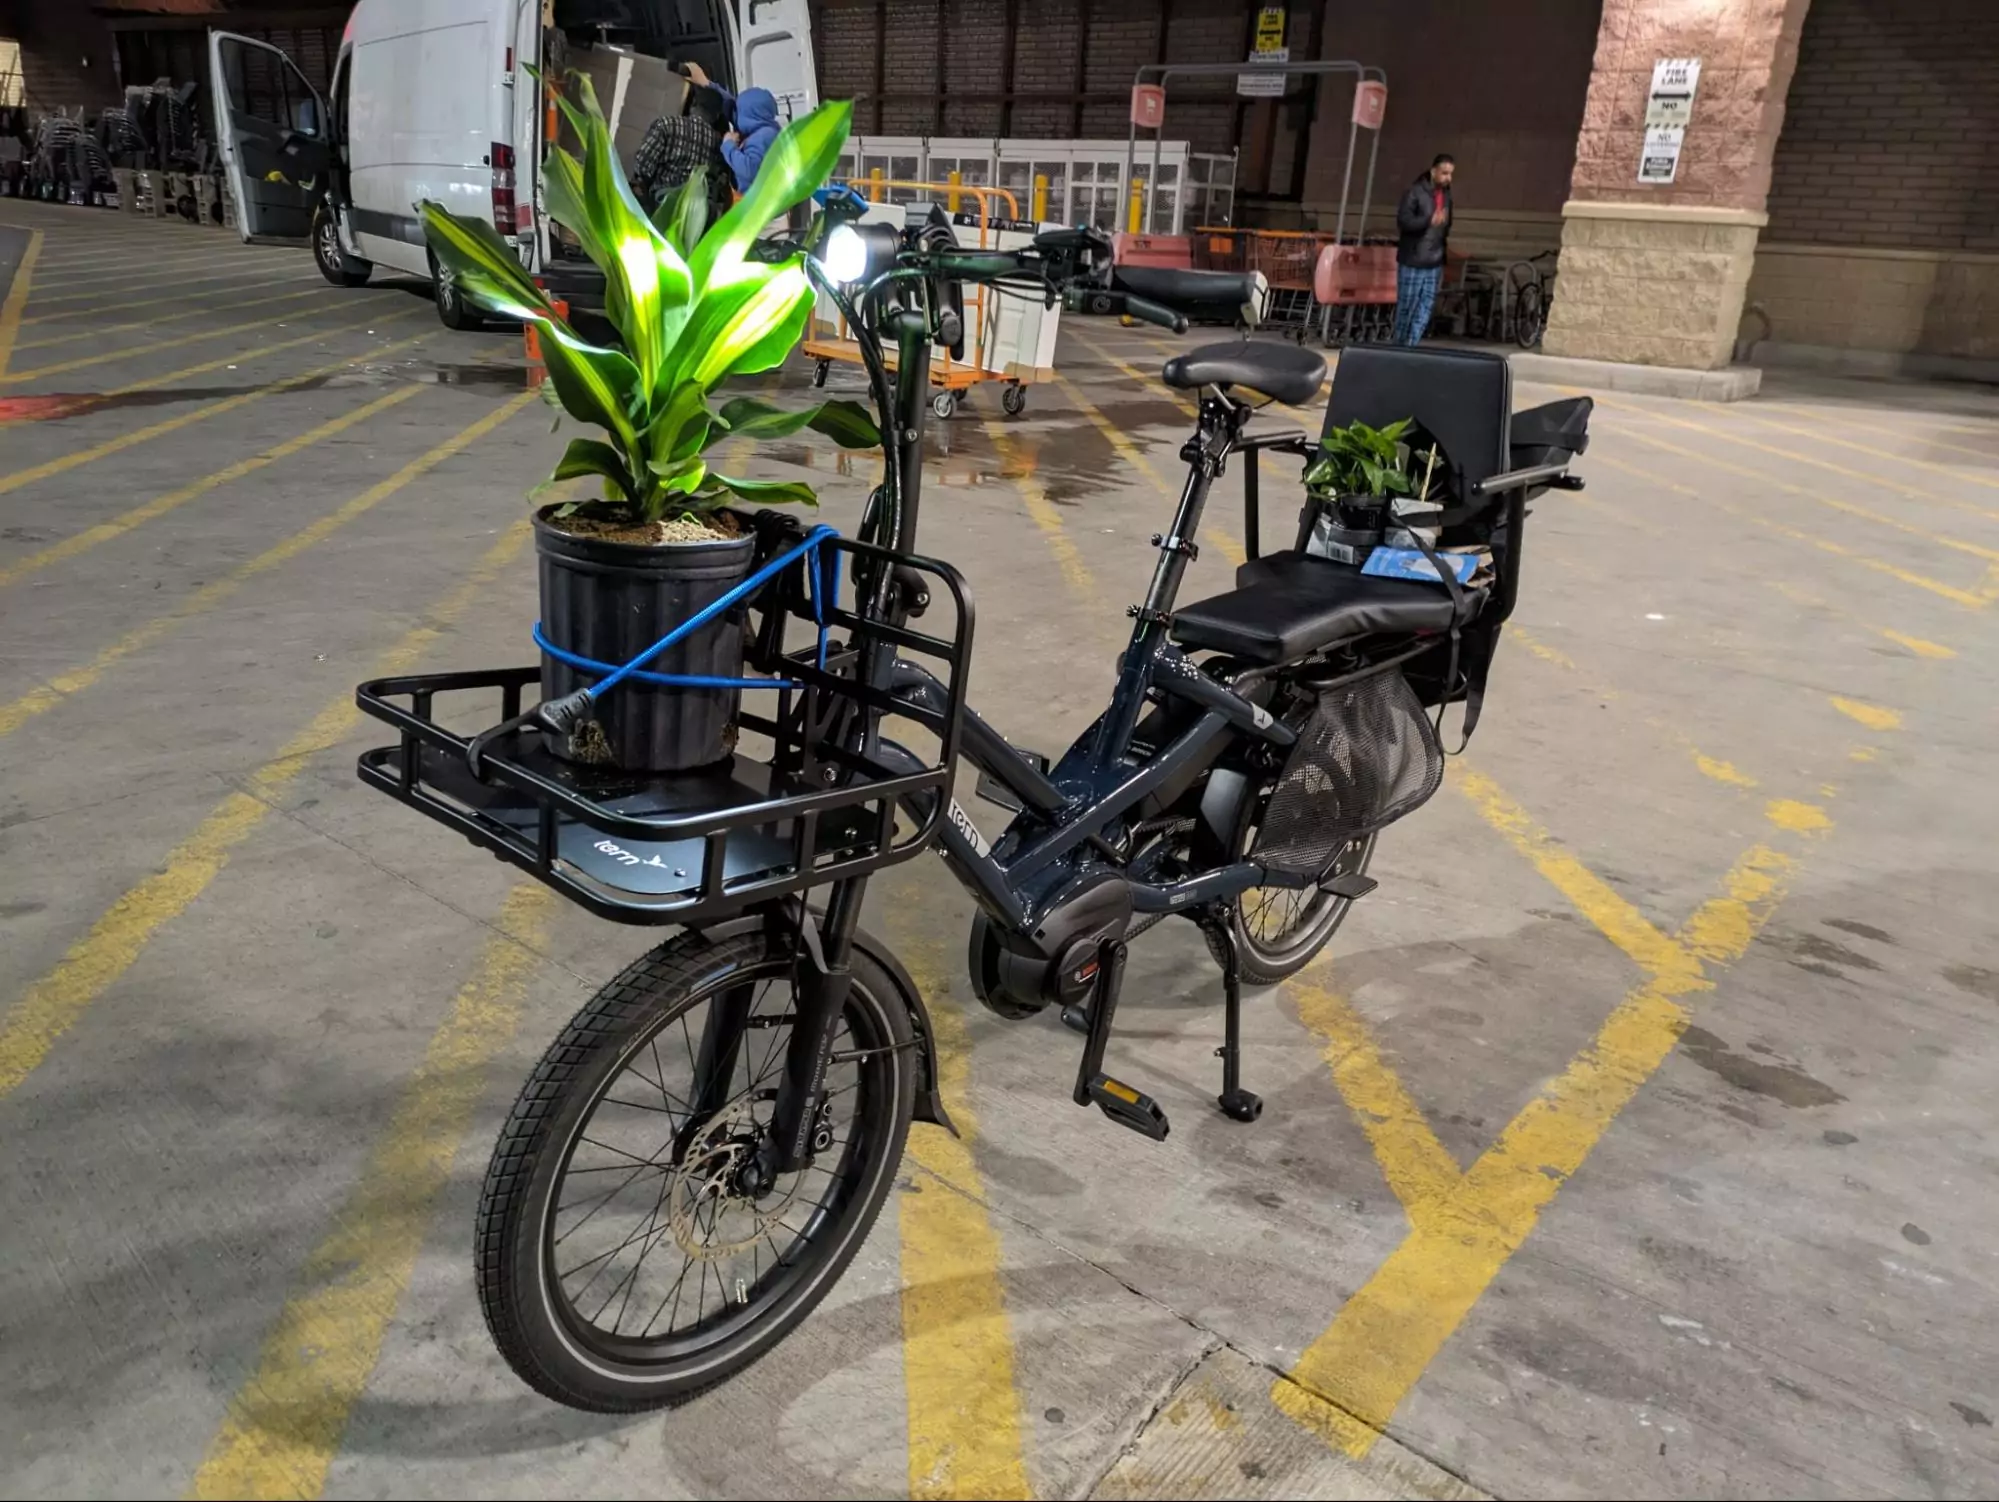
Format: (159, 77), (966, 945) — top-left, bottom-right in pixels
(640, 1250), (699, 1339)
(554, 1159), (656, 1246)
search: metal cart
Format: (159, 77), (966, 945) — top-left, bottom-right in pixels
(803, 181), (1052, 419)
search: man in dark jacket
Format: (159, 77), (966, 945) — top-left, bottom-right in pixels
(1392, 153), (1455, 345)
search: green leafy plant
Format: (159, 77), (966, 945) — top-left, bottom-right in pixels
(1304, 417), (1415, 500)
(417, 74), (879, 529)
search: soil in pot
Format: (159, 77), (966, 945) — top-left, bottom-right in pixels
(535, 504), (757, 774)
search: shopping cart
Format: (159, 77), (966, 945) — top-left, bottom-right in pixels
(1193, 228), (1329, 340)
(1310, 241), (1398, 346)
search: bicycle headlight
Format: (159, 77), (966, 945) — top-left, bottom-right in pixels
(820, 221), (899, 285)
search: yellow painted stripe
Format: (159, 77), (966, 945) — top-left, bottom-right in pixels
(0, 385), (530, 737)
(15, 282), (332, 352)
(1, 304), (360, 385)
(1828, 695), (1902, 732)
(1052, 369), (1253, 570)
(1278, 791), (1809, 1455)
(1735, 407), (1999, 496)
(0, 379), (435, 591)
(1288, 978), (1461, 1224)
(1882, 628), (1955, 660)
(23, 273), (317, 327)
(981, 413), (1095, 595)
(0, 320), (430, 491)
(895, 942), (1033, 1501)
(0, 512), (533, 1100)
(20, 260), (297, 307)
(1075, 333), (1196, 418)
(27, 247), (274, 288)
(1614, 422), (1999, 562)
(1767, 580), (1958, 661)
(187, 882), (553, 1501)
(1694, 754), (1757, 789)
(1600, 392), (1999, 523)
(0, 227), (43, 375)
(1452, 765), (1697, 984)
(1590, 450), (1985, 609)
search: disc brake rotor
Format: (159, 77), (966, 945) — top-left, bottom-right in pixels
(665, 1100), (803, 1263)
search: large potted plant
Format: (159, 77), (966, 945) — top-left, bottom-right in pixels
(419, 78), (878, 772)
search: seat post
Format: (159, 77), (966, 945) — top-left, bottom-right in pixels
(1094, 395), (1239, 770)
(1139, 393), (1237, 623)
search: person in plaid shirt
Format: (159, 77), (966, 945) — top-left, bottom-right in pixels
(631, 84), (733, 225)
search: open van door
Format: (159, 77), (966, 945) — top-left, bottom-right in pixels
(207, 30), (332, 241)
(736, 0), (817, 121)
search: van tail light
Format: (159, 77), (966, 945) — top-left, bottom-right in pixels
(491, 142), (517, 235)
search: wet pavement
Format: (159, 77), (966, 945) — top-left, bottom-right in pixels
(2, 201), (1998, 1499)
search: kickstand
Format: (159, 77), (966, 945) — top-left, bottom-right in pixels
(1202, 910), (1263, 1123)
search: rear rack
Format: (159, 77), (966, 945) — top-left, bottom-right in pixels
(354, 529), (971, 926)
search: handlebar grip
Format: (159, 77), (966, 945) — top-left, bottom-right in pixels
(1121, 296), (1188, 334)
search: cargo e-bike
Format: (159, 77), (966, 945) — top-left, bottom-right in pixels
(355, 216), (1590, 1411)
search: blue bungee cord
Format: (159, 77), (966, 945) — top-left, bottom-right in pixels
(536, 523), (841, 700)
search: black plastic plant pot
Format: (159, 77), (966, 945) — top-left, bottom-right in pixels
(533, 507), (757, 773)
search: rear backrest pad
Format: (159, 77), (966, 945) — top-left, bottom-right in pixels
(1322, 345), (1512, 499)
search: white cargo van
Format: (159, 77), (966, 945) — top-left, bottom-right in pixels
(208, 1), (816, 328)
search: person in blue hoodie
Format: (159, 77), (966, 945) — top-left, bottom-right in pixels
(680, 64), (781, 195)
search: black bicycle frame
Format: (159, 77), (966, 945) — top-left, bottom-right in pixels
(759, 266), (1312, 1171)
(878, 390), (1321, 932)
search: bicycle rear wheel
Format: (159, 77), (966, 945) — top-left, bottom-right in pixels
(476, 929), (915, 1411)
(1214, 826), (1375, 985)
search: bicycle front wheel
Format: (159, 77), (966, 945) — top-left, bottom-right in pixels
(476, 929), (915, 1412)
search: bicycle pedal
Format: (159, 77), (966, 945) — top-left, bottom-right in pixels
(1086, 1074), (1170, 1140)
(1318, 871), (1379, 900)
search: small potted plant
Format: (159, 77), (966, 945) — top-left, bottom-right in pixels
(1302, 417), (1417, 567)
(418, 78), (878, 772)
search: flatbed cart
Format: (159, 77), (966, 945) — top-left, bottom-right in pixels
(803, 181), (1053, 419)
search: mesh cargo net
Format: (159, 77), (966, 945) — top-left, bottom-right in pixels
(1250, 671), (1445, 878)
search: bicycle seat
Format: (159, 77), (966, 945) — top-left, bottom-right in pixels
(1171, 550), (1482, 665)
(1162, 340), (1327, 406)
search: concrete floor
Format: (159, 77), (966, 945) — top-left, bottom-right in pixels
(2, 201), (1997, 1501)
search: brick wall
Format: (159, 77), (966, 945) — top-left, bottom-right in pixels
(1764, 0), (1999, 252)
(810, 0), (1598, 233)
(6, 7), (121, 116)
(813, 0), (1267, 154)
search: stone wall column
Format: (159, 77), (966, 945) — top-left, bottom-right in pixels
(1543, 0), (1812, 371)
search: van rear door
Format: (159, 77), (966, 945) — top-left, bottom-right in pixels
(735, 0), (817, 120)
(207, 30), (333, 240)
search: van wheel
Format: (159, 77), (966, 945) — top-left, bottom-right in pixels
(313, 201), (372, 287)
(431, 253), (484, 331)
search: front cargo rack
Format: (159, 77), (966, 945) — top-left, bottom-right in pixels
(355, 527), (971, 926)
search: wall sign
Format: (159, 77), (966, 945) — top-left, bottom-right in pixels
(1238, 6), (1289, 98)
(1638, 57), (1701, 184)
(1130, 83), (1165, 129)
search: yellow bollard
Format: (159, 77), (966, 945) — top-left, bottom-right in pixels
(1032, 173), (1048, 222)
(1128, 178), (1144, 234)
(947, 169), (962, 215)
(869, 167), (883, 204)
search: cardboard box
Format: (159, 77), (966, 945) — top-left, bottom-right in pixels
(564, 45), (690, 175)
